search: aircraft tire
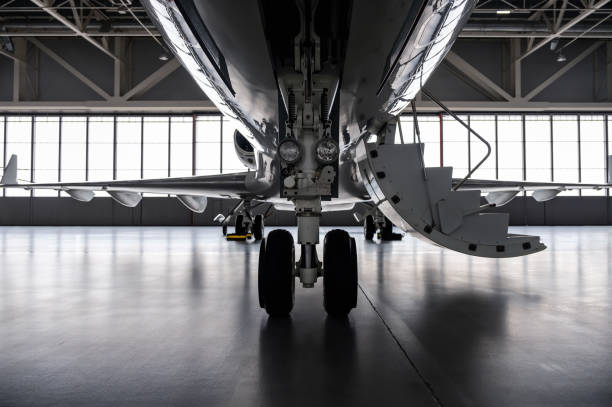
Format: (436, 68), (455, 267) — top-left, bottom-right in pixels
(380, 217), (393, 240)
(259, 229), (295, 316)
(364, 215), (375, 240)
(323, 229), (358, 317)
(253, 214), (264, 241)
(235, 214), (245, 234)
(258, 238), (266, 308)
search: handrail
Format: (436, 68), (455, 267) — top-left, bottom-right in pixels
(421, 88), (491, 191)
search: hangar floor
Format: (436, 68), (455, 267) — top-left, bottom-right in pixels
(1, 226), (611, 407)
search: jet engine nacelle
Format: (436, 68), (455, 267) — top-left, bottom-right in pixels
(234, 130), (256, 170)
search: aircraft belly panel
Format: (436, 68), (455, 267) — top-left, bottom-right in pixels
(340, 0), (476, 138)
(189, 1), (279, 150)
(144, 0), (279, 155)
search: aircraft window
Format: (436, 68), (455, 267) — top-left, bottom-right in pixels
(175, 1), (234, 95)
(5, 116), (32, 196)
(33, 116), (60, 196)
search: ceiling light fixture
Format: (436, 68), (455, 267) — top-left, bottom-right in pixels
(496, 10), (512, 15)
(556, 53), (567, 63)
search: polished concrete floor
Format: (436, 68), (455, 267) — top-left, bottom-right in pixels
(0, 226), (611, 407)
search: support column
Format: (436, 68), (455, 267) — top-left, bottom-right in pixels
(12, 38), (28, 102)
(510, 38), (522, 99)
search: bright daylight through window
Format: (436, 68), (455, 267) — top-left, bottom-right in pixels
(0, 113), (609, 197)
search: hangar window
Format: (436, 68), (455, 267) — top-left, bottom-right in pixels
(222, 118), (246, 174)
(525, 115), (551, 183)
(116, 117), (142, 181)
(442, 114), (469, 176)
(496, 115), (523, 181)
(88, 117), (114, 183)
(0, 112), (607, 200)
(170, 117), (193, 177)
(579, 115), (606, 196)
(398, 113), (610, 197)
(468, 115), (496, 180)
(143, 117), (169, 180)
(33, 116), (60, 197)
(60, 117), (87, 197)
(552, 115), (579, 196)
(195, 115), (221, 176)
(5, 116), (32, 197)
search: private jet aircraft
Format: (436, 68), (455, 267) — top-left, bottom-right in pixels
(2, 0), (610, 316)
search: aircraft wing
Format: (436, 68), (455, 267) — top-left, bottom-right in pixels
(453, 177), (611, 206)
(0, 155), (262, 212)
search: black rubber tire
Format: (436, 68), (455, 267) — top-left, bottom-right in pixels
(253, 214), (264, 241)
(235, 214), (245, 234)
(222, 223), (228, 236)
(364, 215), (375, 240)
(260, 229), (295, 316)
(258, 238), (266, 308)
(323, 229), (358, 317)
(380, 217), (393, 239)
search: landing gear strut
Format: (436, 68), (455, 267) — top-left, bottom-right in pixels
(257, 0), (357, 317)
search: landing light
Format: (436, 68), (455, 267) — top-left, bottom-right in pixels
(278, 139), (302, 164)
(315, 138), (339, 164)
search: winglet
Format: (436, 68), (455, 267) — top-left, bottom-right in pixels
(1, 155), (17, 185)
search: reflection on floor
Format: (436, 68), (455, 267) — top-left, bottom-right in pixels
(0, 226), (611, 406)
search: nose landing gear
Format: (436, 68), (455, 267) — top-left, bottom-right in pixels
(257, 228), (358, 317)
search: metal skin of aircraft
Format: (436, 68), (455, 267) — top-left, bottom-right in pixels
(2, 0), (610, 316)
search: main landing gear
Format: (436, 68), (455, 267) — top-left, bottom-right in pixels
(258, 228), (358, 317)
(215, 200), (268, 241)
(364, 213), (403, 241)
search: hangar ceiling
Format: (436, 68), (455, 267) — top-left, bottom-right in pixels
(0, 0), (610, 112)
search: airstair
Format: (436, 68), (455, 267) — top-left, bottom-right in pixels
(355, 141), (545, 257)
(354, 90), (545, 258)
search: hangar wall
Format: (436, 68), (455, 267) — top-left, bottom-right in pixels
(0, 37), (611, 225)
(0, 197), (610, 226)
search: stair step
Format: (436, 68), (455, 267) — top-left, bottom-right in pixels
(355, 140), (546, 258)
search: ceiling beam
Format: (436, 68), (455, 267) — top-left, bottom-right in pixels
(29, 0), (119, 61)
(445, 51), (514, 101)
(0, 100), (215, 113)
(409, 100), (612, 112)
(28, 37), (112, 100)
(518, 0), (610, 61)
(523, 41), (603, 101)
(121, 59), (181, 101)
